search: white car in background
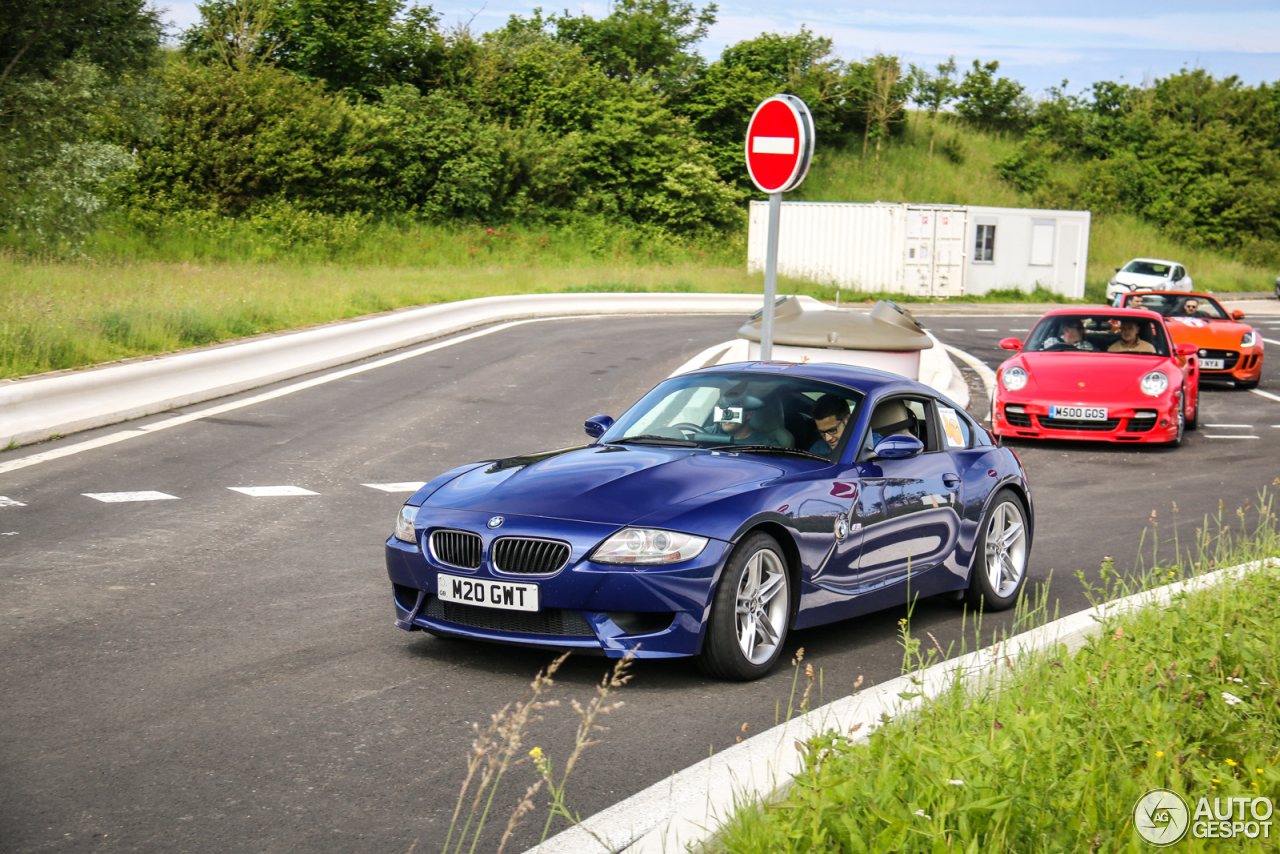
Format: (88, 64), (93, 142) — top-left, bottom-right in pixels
(1105, 258), (1192, 303)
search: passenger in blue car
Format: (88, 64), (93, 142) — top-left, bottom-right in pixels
(809, 394), (851, 457)
(707, 389), (782, 447)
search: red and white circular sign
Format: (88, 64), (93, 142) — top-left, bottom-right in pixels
(745, 95), (815, 194)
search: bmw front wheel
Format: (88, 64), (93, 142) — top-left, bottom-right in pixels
(699, 532), (792, 681)
(966, 490), (1029, 611)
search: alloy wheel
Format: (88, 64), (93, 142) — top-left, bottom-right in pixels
(984, 500), (1028, 598)
(734, 548), (789, 665)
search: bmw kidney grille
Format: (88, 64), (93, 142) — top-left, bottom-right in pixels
(493, 537), (571, 575)
(430, 529), (483, 569)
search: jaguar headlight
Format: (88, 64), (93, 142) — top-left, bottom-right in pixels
(1001, 366), (1028, 392)
(591, 528), (708, 565)
(1140, 371), (1169, 397)
(1241, 331), (1256, 348)
(394, 503), (419, 543)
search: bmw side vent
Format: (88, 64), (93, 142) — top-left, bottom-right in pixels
(430, 529), (483, 569)
(493, 537), (571, 575)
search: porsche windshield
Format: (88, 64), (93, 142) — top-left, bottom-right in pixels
(1024, 315), (1171, 357)
(602, 372), (865, 458)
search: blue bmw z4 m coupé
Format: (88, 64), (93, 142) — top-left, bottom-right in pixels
(385, 362), (1033, 680)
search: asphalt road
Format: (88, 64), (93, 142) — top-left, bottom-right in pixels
(2, 310), (1279, 853)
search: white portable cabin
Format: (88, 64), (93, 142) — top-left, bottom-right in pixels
(746, 201), (1092, 299)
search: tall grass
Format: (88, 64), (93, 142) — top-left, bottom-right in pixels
(706, 490), (1280, 853)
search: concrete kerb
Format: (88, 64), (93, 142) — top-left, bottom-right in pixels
(0, 293), (807, 448)
(527, 557), (1280, 854)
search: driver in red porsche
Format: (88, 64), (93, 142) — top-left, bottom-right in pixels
(1041, 318), (1095, 351)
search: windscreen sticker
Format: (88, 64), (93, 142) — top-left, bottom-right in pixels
(938, 406), (966, 448)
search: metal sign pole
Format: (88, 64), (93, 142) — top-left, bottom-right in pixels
(761, 191), (782, 361)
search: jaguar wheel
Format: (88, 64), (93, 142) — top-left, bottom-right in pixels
(965, 490), (1030, 612)
(698, 532), (792, 681)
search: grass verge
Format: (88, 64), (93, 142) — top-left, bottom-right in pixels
(706, 493), (1280, 853)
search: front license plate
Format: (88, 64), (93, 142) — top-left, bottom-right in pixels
(437, 573), (539, 612)
(1049, 405), (1108, 420)
(1201, 358), (1225, 370)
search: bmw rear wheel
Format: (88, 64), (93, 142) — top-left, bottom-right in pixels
(966, 490), (1029, 611)
(699, 532), (791, 681)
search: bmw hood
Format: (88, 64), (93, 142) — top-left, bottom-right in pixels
(423, 444), (784, 526)
(1015, 352), (1169, 395)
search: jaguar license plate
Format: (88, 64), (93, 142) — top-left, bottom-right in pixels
(1049, 405), (1108, 420)
(1200, 358), (1225, 370)
(437, 573), (539, 612)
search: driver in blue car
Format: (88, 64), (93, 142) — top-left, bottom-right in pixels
(708, 390), (781, 447)
(810, 394), (851, 456)
(1040, 318), (1095, 351)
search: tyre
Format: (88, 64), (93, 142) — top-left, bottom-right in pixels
(965, 490), (1030, 612)
(698, 532), (792, 681)
(1184, 387), (1198, 430)
(1165, 407), (1185, 448)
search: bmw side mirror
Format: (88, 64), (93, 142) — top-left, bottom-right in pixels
(998, 337), (1023, 351)
(873, 434), (924, 460)
(1176, 343), (1199, 357)
(1232, 309), (1245, 320)
(584, 414), (614, 440)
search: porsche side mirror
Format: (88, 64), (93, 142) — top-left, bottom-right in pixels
(873, 434), (924, 460)
(1176, 343), (1199, 357)
(998, 337), (1023, 350)
(584, 414), (614, 440)
(1232, 309), (1246, 320)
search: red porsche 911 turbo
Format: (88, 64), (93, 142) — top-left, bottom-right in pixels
(993, 308), (1199, 446)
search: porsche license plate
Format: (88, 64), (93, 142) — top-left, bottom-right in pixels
(1049, 405), (1108, 420)
(437, 573), (539, 612)
(1200, 358), (1225, 370)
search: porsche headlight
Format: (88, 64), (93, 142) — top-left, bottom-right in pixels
(394, 503), (419, 543)
(1241, 331), (1256, 348)
(1140, 371), (1169, 397)
(1001, 366), (1028, 392)
(591, 528), (708, 565)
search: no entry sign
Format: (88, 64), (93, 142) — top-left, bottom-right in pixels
(745, 95), (815, 194)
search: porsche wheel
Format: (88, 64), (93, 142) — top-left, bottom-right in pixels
(1184, 387), (1198, 430)
(699, 532), (791, 681)
(1166, 407), (1184, 448)
(965, 490), (1029, 612)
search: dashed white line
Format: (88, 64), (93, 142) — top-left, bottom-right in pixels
(83, 491), (180, 503)
(943, 328), (966, 332)
(1206, 424), (1253, 428)
(1205, 435), (1260, 440)
(0, 531), (16, 536)
(228, 486), (319, 497)
(0, 496), (26, 507)
(363, 482), (428, 493)
(1251, 389), (1280, 404)
(976, 328), (1000, 332)
(1263, 338), (1280, 346)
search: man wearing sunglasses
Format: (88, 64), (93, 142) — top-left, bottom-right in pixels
(809, 394), (852, 457)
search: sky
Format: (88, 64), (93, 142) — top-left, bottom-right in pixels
(160, 1), (1280, 98)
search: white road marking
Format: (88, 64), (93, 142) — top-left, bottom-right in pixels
(0, 496), (26, 507)
(1009, 328), (1030, 332)
(1263, 337), (1280, 346)
(1206, 424), (1253, 428)
(976, 328), (999, 332)
(1204, 435), (1260, 440)
(943, 328), (966, 332)
(228, 486), (318, 497)
(363, 482), (428, 493)
(1251, 389), (1280, 404)
(83, 491), (180, 503)
(941, 343), (997, 403)
(0, 531), (16, 536)
(0, 317), (575, 477)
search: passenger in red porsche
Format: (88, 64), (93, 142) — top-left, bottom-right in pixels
(1108, 319), (1157, 354)
(1041, 318), (1095, 351)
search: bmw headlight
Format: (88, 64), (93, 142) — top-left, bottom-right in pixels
(1140, 371), (1169, 397)
(1001, 366), (1028, 391)
(1241, 331), (1256, 348)
(394, 504), (419, 543)
(591, 528), (708, 565)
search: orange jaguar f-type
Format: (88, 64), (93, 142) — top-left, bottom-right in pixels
(1114, 291), (1264, 389)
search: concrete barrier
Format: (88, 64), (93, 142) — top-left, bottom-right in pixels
(0, 293), (790, 448)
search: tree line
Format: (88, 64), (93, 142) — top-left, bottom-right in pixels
(2, 0), (1278, 263)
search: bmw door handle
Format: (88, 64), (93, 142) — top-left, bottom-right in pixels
(942, 474), (962, 490)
